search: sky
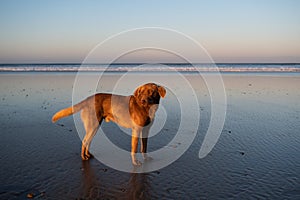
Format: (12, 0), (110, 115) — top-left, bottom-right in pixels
(0, 0), (299, 63)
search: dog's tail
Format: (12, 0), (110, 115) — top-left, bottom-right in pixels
(52, 100), (86, 123)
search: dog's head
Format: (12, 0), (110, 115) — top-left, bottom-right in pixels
(134, 83), (166, 107)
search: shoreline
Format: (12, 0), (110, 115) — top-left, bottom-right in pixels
(0, 63), (300, 73)
(1, 71), (300, 76)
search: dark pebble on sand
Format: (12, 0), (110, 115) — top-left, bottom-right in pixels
(239, 151), (245, 156)
(228, 130), (232, 133)
(58, 123), (64, 127)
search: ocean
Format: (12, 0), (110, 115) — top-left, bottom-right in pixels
(1, 63), (300, 73)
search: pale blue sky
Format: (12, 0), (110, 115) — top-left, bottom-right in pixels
(0, 0), (299, 63)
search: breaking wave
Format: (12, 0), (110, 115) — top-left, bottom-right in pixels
(0, 64), (300, 73)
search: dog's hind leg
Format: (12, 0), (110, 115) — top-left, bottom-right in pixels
(81, 108), (101, 160)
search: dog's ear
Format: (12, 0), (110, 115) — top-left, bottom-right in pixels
(158, 86), (166, 98)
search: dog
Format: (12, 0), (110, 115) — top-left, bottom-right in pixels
(52, 83), (166, 166)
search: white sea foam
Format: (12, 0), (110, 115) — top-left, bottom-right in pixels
(0, 64), (299, 72)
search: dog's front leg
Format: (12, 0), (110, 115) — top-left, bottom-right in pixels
(141, 122), (153, 161)
(141, 138), (152, 161)
(131, 128), (142, 166)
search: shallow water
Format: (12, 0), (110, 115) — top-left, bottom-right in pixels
(0, 73), (299, 199)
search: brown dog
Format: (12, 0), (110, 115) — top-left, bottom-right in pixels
(52, 83), (166, 165)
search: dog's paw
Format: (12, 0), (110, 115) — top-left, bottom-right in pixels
(86, 152), (94, 159)
(132, 159), (142, 166)
(81, 152), (94, 161)
(142, 153), (153, 161)
(81, 155), (89, 161)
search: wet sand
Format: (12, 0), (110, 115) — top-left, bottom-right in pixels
(0, 72), (299, 199)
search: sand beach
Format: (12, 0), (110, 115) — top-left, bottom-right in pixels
(0, 72), (299, 199)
